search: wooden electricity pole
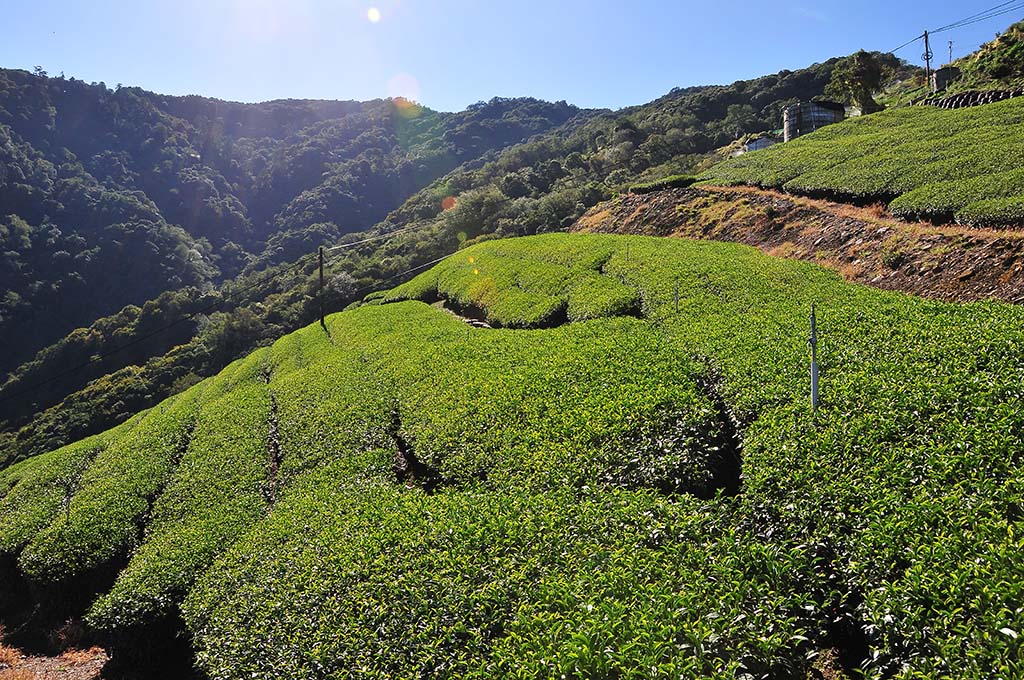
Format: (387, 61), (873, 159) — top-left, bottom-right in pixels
(923, 30), (934, 93)
(318, 246), (325, 328)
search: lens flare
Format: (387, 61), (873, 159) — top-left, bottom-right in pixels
(473, 268), (479, 275)
(387, 73), (421, 105)
(392, 97), (423, 119)
(468, 256), (475, 264)
(367, 7), (381, 22)
(441, 196), (458, 211)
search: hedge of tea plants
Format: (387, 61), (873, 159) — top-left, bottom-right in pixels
(628, 174), (699, 194)
(703, 97), (1024, 226)
(1, 234), (1023, 679)
(386, 239), (640, 327)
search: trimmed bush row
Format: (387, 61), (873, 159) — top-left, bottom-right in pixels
(1, 234), (1022, 678)
(386, 237), (640, 327)
(0, 417), (141, 556)
(704, 97), (1024, 226)
(628, 174), (699, 194)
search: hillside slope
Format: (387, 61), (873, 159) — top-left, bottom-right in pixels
(0, 67), (584, 375)
(704, 96), (1024, 227)
(573, 185), (1024, 303)
(0, 59), (842, 465)
(954, 19), (1024, 89)
(1, 234), (1023, 679)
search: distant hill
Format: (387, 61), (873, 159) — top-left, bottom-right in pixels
(0, 68), (584, 377)
(1, 59), (842, 463)
(955, 18), (1024, 89)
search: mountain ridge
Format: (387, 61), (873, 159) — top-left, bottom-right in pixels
(1, 56), (845, 463)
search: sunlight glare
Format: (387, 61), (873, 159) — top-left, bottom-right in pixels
(387, 73), (421, 104)
(392, 96), (423, 119)
(367, 7), (381, 23)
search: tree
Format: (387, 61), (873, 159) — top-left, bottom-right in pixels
(724, 104), (757, 138)
(825, 50), (889, 114)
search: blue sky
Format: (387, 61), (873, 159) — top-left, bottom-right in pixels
(2, 1), (1020, 112)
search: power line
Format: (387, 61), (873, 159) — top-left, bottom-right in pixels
(933, 0), (1019, 32)
(369, 250), (459, 282)
(325, 249), (461, 300)
(323, 224), (423, 253)
(931, 0), (1023, 34)
(889, 33), (925, 54)
(887, 1), (1024, 53)
(933, 4), (1024, 35)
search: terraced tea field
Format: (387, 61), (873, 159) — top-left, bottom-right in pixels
(704, 97), (1024, 227)
(2, 234), (1023, 678)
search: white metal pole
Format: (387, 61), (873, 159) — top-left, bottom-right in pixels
(810, 303), (819, 411)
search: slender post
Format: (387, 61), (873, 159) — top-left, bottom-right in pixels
(318, 246), (325, 328)
(923, 30), (934, 93)
(674, 276), (679, 314)
(809, 303), (819, 411)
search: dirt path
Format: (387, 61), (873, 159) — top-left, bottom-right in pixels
(1, 624), (107, 680)
(0, 645), (107, 680)
(573, 185), (1024, 304)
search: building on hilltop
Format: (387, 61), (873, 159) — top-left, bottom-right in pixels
(783, 100), (846, 142)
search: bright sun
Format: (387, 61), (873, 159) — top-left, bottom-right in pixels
(367, 7), (381, 23)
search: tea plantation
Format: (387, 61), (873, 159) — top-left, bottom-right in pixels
(1, 234), (1023, 678)
(703, 97), (1024, 226)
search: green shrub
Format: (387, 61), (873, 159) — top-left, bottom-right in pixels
(3, 234), (1024, 678)
(628, 174), (699, 194)
(704, 97), (1024, 226)
(0, 419), (139, 555)
(388, 236), (639, 327)
(88, 351), (273, 630)
(19, 389), (203, 584)
(956, 195), (1024, 226)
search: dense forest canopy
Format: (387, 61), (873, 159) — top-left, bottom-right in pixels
(1, 54), (918, 464)
(0, 67), (584, 377)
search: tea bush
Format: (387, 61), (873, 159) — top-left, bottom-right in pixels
(628, 174), (699, 194)
(704, 97), (1024, 226)
(1, 234), (1022, 678)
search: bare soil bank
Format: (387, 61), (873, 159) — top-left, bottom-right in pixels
(573, 185), (1024, 304)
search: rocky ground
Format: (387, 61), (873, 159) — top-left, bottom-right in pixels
(573, 185), (1024, 304)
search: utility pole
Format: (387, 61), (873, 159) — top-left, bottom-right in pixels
(809, 303), (819, 411)
(948, 40), (953, 65)
(318, 246), (325, 328)
(923, 30), (934, 93)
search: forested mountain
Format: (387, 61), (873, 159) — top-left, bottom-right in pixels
(0, 67), (583, 377)
(2, 54), (904, 464)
